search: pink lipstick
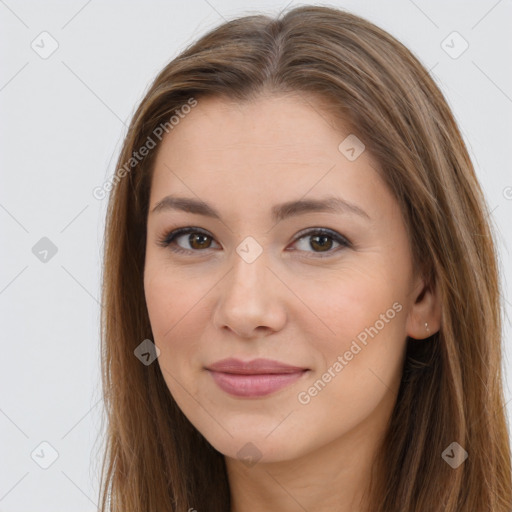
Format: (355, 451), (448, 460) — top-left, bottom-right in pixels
(206, 358), (308, 398)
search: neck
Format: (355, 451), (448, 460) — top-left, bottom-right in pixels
(225, 416), (386, 512)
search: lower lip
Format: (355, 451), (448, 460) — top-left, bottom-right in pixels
(207, 370), (307, 398)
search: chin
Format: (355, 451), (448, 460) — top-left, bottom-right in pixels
(198, 422), (308, 465)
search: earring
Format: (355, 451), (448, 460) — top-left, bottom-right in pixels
(425, 322), (430, 335)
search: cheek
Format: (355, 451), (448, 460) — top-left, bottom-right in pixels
(144, 271), (213, 422)
(303, 269), (407, 387)
(290, 276), (407, 446)
(143, 264), (208, 378)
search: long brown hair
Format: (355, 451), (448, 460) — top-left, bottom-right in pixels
(96, 5), (511, 511)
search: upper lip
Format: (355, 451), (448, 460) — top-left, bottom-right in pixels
(206, 358), (307, 374)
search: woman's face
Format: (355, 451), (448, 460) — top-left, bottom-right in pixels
(144, 93), (427, 464)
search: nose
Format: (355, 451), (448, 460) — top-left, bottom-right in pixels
(212, 244), (287, 339)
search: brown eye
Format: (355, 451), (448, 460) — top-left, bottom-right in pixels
(156, 227), (219, 254)
(291, 228), (350, 257)
(188, 233), (213, 250)
(309, 234), (334, 252)
(157, 226), (351, 258)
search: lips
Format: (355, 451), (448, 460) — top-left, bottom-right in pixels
(207, 357), (306, 374)
(205, 358), (308, 398)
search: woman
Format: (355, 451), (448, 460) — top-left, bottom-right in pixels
(96, 5), (511, 511)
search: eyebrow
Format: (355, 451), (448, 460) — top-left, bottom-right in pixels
(150, 194), (370, 223)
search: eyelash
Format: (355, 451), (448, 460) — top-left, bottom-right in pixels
(156, 226), (351, 258)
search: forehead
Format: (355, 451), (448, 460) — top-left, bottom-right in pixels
(159, 93), (357, 158)
(148, 93), (393, 222)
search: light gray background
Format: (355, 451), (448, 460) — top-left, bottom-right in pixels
(1, 1), (511, 510)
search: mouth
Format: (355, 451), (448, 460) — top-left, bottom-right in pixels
(205, 358), (309, 398)
(208, 370), (308, 398)
(206, 370), (309, 398)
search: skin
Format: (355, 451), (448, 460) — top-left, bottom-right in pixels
(143, 93), (441, 512)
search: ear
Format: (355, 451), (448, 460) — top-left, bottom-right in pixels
(405, 274), (442, 340)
